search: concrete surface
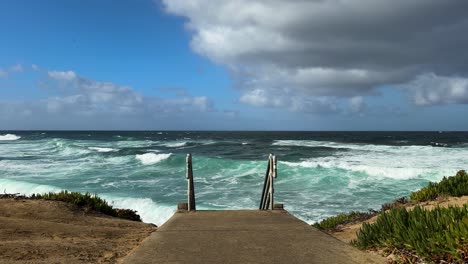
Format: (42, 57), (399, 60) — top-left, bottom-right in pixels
(122, 210), (384, 264)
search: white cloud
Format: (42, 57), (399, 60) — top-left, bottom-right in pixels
(31, 64), (40, 71)
(48, 70), (77, 81)
(0, 70), (217, 128)
(349, 96), (365, 113)
(0, 63), (25, 78)
(41, 70), (215, 116)
(10, 64), (23, 73)
(406, 73), (468, 106)
(162, 0), (468, 110)
(240, 88), (339, 114)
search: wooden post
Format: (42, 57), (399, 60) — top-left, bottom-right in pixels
(269, 154), (274, 210)
(259, 154), (278, 210)
(186, 153), (196, 211)
(260, 154), (272, 210)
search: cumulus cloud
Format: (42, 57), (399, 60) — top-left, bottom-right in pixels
(162, 0), (468, 110)
(43, 70), (215, 115)
(48, 70), (77, 81)
(0, 63), (24, 77)
(240, 88), (339, 113)
(348, 96), (366, 113)
(0, 70), (215, 129)
(406, 73), (468, 106)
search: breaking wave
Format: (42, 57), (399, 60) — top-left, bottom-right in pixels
(0, 179), (174, 225)
(0, 134), (21, 141)
(88, 147), (119, 152)
(136, 153), (172, 165)
(161, 141), (187, 148)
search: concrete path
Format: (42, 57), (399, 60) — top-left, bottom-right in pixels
(122, 210), (384, 264)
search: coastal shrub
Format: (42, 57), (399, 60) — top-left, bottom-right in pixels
(410, 170), (468, 202)
(380, 196), (409, 211)
(314, 196), (409, 231)
(31, 190), (141, 222)
(352, 205), (468, 262)
(313, 211), (375, 230)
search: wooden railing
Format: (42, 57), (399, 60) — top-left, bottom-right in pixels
(181, 153), (281, 212)
(259, 154), (277, 210)
(186, 153), (196, 211)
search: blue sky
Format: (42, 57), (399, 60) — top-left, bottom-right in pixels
(1, 0), (468, 130)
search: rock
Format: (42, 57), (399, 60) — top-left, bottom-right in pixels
(386, 253), (397, 263)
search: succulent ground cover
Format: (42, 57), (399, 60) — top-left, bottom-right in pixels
(316, 170), (468, 263)
(30, 190), (142, 221)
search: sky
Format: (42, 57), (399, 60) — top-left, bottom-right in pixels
(1, 0), (468, 131)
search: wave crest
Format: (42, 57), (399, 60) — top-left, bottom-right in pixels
(161, 142), (187, 148)
(0, 134), (21, 141)
(103, 196), (175, 225)
(88, 147), (119, 152)
(0, 179), (173, 225)
(136, 153), (172, 165)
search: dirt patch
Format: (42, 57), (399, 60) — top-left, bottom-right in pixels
(0, 198), (156, 263)
(329, 196), (468, 244)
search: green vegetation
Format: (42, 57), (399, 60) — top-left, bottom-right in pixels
(313, 211), (375, 230)
(313, 197), (408, 231)
(352, 205), (468, 263)
(31, 190), (141, 221)
(410, 170), (468, 202)
(315, 170), (468, 262)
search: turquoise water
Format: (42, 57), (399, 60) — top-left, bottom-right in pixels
(1, 131), (467, 225)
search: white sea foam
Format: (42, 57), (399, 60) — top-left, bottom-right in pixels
(0, 179), (173, 225)
(281, 142), (467, 180)
(52, 139), (91, 156)
(103, 196), (175, 225)
(161, 141), (187, 148)
(272, 139), (429, 152)
(0, 179), (61, 195)
(148, 149), (161, 153)
(83, 178), (103, 184)
(136, 153), (172, 165)
(0, 134), (21, 141)
(88, 147), (119, 152)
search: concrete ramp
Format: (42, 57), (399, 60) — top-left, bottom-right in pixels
(122, 210), (384, 264)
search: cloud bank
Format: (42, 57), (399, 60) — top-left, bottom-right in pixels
(162, 0), (468, 110)
(0, 69), (216, 129)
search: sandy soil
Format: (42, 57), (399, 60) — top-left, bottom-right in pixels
(330, 195), (468, 244)
(0, 198), (157, 264)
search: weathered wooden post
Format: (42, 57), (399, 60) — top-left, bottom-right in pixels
(186, 153), (196, 211)
(269, 154), (277, 210)
(260, 154), (279, 210)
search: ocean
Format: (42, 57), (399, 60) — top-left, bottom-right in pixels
(1, 131), (467, 226)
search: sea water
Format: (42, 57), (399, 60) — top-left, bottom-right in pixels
(1, 131), (467, 226)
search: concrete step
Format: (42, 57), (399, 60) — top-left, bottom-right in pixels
(122, 210), (384, 264)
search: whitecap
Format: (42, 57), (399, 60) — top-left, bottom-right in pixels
(103, 196), (175, 225)
(136, 153), (172, 165)
(88, 147), (119, 152)
(0, 179), (174, 226)
(0, 179), (61, 195)
(148, 149), (161, 153)
(0, 134), (21, 141)
(280, 141), (466, 180)
(161, 142), (187, 148)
